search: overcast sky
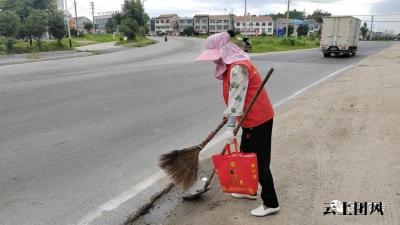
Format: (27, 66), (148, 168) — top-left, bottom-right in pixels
(69, 0), (400, 33)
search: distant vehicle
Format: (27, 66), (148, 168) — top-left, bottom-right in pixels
(320, 16), (361, 57)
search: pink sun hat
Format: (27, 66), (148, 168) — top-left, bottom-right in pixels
(195, 32), (229, 61)
(195, 32), (249, 63)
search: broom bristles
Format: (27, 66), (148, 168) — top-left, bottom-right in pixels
(159, 145), (202, 190)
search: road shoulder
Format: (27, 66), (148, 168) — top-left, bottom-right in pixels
(133, 43), (400, 225)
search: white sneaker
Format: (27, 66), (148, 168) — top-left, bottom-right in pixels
(251, 205), (280, 217)
(231, 193), (257, 200)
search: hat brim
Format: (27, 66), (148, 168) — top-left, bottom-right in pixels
(195, 49), (222, 61)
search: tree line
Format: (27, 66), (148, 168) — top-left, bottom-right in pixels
(0, 0), (66, 52)
(0, 0), (149, 53)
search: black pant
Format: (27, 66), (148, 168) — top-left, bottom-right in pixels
(240, 119), (279, 208)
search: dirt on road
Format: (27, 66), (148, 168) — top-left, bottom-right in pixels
(133, 43), (400, 225)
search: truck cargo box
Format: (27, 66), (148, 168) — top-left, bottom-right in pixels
(320, 16), (361, 57)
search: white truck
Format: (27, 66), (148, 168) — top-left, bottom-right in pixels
(320, 16), (361, 57)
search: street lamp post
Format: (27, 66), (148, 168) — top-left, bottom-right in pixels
(245, 0), (247, 37)
(286, 0), (290, 37)
(64, 0), (72, 48)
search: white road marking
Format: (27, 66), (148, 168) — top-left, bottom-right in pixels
(76, 171), (166, 225)
(274, 58), (368, 108)
(76, 59), (367, 225)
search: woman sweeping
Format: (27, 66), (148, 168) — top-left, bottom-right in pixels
(195, 31), (279, 217)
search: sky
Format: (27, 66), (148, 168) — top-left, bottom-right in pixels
(68, 0), (400, 34)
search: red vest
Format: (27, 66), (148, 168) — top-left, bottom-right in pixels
(223, 60), (274, 128)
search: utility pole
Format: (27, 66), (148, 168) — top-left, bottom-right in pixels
(90, 1), (96, 33)
(286, 0), (290, 37)
(244, 0), (247, 37)
(74, 0), (79, 37)
(64, 0), (72, 48)
(369, 15), (374, 41)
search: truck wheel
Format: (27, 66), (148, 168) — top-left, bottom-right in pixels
(323, 53), (330, 57)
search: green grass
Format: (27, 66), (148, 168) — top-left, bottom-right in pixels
(233, 35), (320, 53)
(75, 33), (121, 44)
(0, 38), (81, 55)
(117, 37), (158, 47)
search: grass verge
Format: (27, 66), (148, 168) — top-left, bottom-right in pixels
(0, 38), (80, 55)
(117, 37), (158, 47)
(232, 35), (320, 53)
(75, 33), (121, 45)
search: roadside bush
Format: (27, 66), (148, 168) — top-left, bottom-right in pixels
(308, 35), (316, 41)
(0, 38), (6, 53)
(280, 37), (296, 46)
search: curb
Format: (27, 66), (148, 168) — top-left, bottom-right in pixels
(77, 172), (173, 225)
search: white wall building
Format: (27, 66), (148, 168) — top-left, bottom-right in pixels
(194, 14), (209, 34)
(235, 16), (274, 35)
(94, 11), (120, 33)
(209, 15), (231, 34)
(155, 14), (179, 35)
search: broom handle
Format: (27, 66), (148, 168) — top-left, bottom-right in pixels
(204, 67), (275, 189)
(198, 117), (228, 149)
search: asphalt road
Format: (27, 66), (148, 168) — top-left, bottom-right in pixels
(0, 37), (391, 225)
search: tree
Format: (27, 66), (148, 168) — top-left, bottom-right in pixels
(32, 0), (57, 12)
(0, 10), (21, 51)
(25, 9), (49, 50)
(270, 12), (285, 20)
(288, 9), (306, 20)
(182, 26), (195, 36)
(105, 18), (117, 33)
(120, 0), (149, 40)
(119, 17), (139, 40)
(49, 10), (66, 48)
(283, 25), (294, 36)
(297, 24), (309, 36)
(307, 9), (332, 23)
(84, 21), (94, 33)
(360, 22), (369, 40)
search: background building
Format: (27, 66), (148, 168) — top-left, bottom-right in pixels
(194, 14), (209, 34)
(209, 15), (230, 34)
(235, 15), (274, 35)
(304, 19), (321, 36)
(94, 11), (120, 33)
(179, 17), (194, 33)
(274, 18), (293, 36)
(71, 16), (92, 33)
(155, 14), (179, 35)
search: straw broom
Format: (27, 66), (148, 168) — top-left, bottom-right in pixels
(159, 118), (227, 190)
(160, 68), (275, 190)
